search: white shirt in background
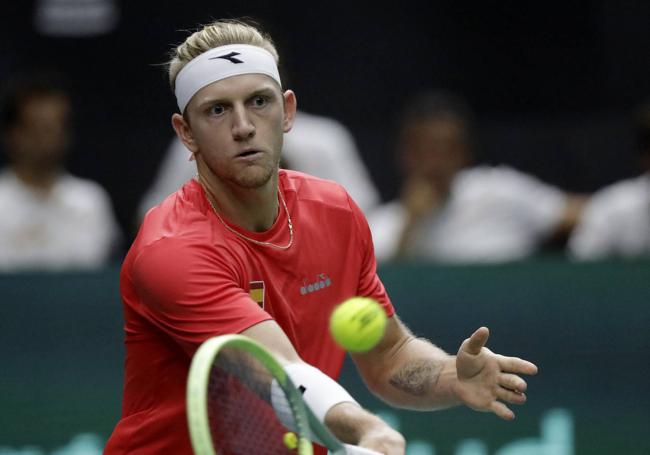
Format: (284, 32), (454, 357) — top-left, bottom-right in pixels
(368, 166), (568, 263)
(0, 169), (120, 271)
(569, 173), (650, 260)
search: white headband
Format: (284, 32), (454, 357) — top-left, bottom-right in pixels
(174, 44), (281, 113)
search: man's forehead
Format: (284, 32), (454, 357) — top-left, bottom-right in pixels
(192, 73), (281, 105)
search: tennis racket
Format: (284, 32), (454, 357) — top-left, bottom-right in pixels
(187, 334), (382, 455)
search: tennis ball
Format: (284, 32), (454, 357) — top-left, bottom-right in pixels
(283, 431), (298, 450)
(329, 297), (387, 352)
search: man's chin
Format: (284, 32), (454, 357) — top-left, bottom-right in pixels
(233, 166), (276, 189)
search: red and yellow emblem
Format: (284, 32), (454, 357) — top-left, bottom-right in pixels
(249, 281), (265, 309)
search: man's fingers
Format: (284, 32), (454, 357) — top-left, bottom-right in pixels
(496, 387), (527, 405)
(490, 401), (515, 420)
(498, 355), (539, 375)
(463, 327), (490, 355)
(498, 373), (528, 393)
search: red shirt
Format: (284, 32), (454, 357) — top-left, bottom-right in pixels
(105, 170), (394, 454)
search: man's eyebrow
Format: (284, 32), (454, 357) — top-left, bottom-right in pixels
(196, 86), (278, 109)
(247, 87), (279, 99)
(196, 97), (229, 109)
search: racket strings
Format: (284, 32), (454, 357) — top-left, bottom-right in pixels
(207, 347), (298, 455)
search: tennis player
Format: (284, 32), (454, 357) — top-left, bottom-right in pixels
(105, 19), (537, 455)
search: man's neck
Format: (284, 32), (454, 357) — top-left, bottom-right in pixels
(199, 171), (279, 233)
(12, 164), (60, 193)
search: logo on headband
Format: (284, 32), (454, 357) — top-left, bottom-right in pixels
(209, 51), (244, 64)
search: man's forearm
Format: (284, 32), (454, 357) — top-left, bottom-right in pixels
(365, 337), (461, 410)
(355, 319), (538, 420)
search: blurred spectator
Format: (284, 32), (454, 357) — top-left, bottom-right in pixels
(368, 90), (585, 263)
(137, 110), (380, 223)
(0, 72), (120, 270)
(568, 102), (650, 260)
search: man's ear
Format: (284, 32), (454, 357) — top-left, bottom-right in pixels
(171, 113), (198, 157)
(282, 90), (297, 133)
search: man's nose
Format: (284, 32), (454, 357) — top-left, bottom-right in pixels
(231, 105), (255, 140)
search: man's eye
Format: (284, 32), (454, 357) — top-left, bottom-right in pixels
(252, 96), (267, 107)
(211, 104), (225, 115)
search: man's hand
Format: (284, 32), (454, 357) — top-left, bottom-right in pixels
(400, 177), (444, 222)
(326, 402), (405, 455)
(453, 327), (538, 420)
(356, 425), (405, 455)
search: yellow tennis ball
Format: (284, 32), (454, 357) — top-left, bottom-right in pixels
(329, 297), (387, 352)
(283, 431), (298, 450)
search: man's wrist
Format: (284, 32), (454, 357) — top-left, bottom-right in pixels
(324, 402), (383, 445)
(284, 362), (358, 423)
(441, 355), (463, 405)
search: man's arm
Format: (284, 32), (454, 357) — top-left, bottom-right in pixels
(241, 320), (405, 454)
(351, 315), (538, 420)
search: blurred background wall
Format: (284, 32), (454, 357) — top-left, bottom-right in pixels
(2, 260), (649, 454)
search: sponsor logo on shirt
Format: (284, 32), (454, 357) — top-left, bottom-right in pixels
(249, 281), (265, 309)
(300, 273), (332, 296)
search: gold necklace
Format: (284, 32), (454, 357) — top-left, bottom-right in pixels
(200, 179), (294, 250)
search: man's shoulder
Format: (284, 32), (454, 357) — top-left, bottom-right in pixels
(458, 165), (562, 198)
(125, 220), (225, 284)
(281, 169), (353, 211)
(58, 172), (110, 196)
(0, 169), (108, 199)
(587, 174), (650, 213)
(461, 165), (542, 185)
(137, 180), (213, 246)
(0, 168), (17, 193)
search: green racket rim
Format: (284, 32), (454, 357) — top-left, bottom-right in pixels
(187, 334), (313, 455)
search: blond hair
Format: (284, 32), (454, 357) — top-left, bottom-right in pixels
(167, 19), (279, 92)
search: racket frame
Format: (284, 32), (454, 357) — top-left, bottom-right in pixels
(187, 334), (314, 455)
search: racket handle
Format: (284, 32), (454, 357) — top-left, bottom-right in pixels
(342, 443), (383, 454)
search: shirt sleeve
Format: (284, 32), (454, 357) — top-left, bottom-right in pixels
(347, 194), (395, 318)
(129, 236), (272, 355)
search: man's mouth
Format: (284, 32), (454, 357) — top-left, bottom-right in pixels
(236, 149), (262, 158)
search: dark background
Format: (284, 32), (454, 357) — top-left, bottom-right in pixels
(1, 1), (649, 242)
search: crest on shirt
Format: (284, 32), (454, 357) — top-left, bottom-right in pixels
(249, 281), (265, 309)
